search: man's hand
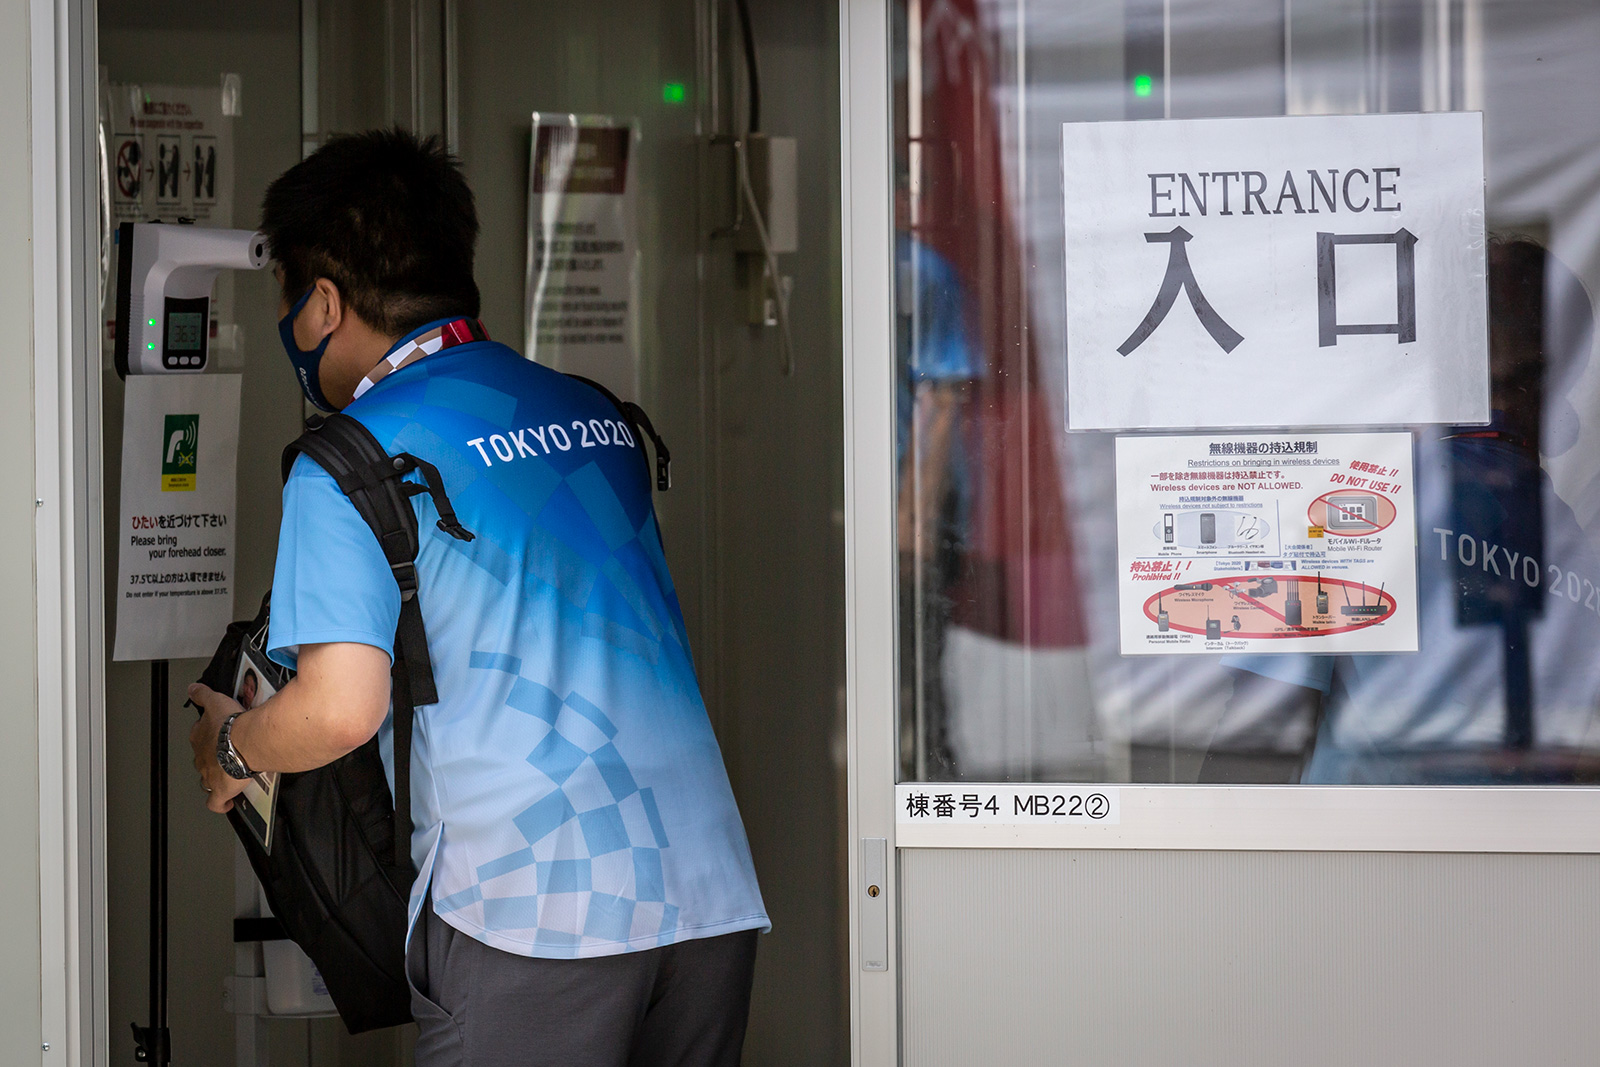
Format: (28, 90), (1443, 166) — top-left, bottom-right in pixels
(185, 643), (392, 820)
(183, 644), (391, 820)
(189, 683), (253, 815)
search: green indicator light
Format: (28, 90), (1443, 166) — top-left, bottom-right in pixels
(146, 343), (155, 350)
(1133, 73), (1154, 97)
(662, 82), (686, 104)
(148, 318), (156, 326)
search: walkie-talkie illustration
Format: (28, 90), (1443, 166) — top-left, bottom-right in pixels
(1285, 578), (1303, 627)
(1157, 594), (1169, 632)
(1205, 604), (1221, 641)
(1315, 572), (1329, 616)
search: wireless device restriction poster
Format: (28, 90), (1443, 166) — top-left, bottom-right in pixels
(1063, 112), (1488, 430)
(1115, 432), (1418, 656)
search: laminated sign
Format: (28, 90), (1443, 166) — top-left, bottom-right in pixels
(1063, 113), (1489, 430)
(1115, 432), (1419, 656)
(104, 81), (236, 227)
(114, 375), (241, 662)
(524, 114), (640, 400)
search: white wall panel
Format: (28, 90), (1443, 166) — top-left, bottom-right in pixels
(902, 847), (1600, 1067)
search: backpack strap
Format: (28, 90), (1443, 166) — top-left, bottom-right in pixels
(281, 412), (475, 872)
(564, 374), (672, 492)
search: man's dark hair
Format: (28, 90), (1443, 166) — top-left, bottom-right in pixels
(261, 128), (480, 337)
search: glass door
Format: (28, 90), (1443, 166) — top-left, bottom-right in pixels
(844, 0), (1600, 1061)
(864, 0), (1600, 836)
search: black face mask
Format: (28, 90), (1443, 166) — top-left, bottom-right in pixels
(278, 287), (337, 412)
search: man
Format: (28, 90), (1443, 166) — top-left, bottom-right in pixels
(188, 129), (768, 1066)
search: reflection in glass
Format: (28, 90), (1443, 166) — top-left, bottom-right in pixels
(893, 0), (1600, 785)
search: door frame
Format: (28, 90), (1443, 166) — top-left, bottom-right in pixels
(32, 0), (108, 1063)
(840, 0), (899, 1062)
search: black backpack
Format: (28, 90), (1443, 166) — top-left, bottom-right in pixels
(197, 412), (473, 1031)
(197, 384), (670, 1033)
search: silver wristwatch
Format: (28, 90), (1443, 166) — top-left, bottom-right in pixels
(216, 711), (254, 780)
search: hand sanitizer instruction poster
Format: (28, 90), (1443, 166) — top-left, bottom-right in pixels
(1115, 432), (1418, 655)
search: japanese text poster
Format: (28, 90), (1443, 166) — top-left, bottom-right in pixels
(1115, 432), (1418, 655)
(114, 374), (241, 661)
(1063, 112), (1488, 430)
(102, 79), (240, 363)
(525, 114), (640, 400)
(105, 81), (236, 227)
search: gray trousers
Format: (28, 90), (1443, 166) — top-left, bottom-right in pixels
(407, 902), (759, 1067)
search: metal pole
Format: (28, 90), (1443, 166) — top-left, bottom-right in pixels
(134, 659), (170, 1064)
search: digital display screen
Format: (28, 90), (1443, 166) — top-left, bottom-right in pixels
(167, 312), (205, 351)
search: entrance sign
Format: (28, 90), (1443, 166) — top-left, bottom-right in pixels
(1115, 432), (1418, 655)
(524, 113), (640, 400)
(1063, 113), (1488, 430)
(113, 374), (241, 661)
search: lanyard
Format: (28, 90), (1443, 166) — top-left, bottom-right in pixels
(352, 317), (489, 401)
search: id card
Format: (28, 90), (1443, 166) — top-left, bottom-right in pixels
(231, 645), (281, 853)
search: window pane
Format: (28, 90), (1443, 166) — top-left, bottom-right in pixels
(894, 0), (1600, 785)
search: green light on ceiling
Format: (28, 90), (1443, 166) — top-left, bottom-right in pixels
(662, 82), (686, 104)
(1133, 73), (1154, 97)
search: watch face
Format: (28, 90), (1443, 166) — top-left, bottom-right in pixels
(217, 745), (250, 780)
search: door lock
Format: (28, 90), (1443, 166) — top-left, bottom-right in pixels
(860, 838), (888, 970)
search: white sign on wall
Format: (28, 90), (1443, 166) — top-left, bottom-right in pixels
(113, 374), (241, 662)
(104, 80), (237, 228)
(1063, 113), (1489, 430)
(1114, 432), (1418, 656)
(525, 113), (640, 400)
(102, 79), (241, 363)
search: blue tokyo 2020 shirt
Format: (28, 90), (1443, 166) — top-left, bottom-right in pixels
(268, 327), (769, 958)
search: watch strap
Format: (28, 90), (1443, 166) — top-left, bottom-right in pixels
(217, 711), (253, 779)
